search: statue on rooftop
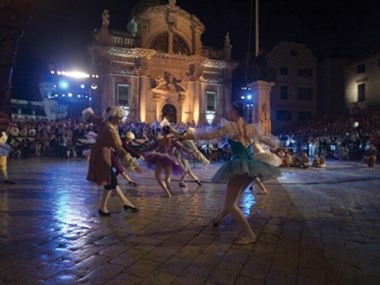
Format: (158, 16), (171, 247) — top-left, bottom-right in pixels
(101, 9), (109, 29)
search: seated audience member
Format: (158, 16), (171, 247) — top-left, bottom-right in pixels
(311, 154), (320, 167)
(318, 155), (327, 168)
(364, 144), (377, 167)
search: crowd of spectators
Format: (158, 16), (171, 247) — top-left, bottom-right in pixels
(275, 110), (380, 165)
(5, 118), (229, 162)
(5, 109), (379, 167)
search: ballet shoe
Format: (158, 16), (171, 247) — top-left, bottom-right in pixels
(128, 181), (137, 186)
(98, 209), (111, 217)
(235, 236), (257, 245)
(195, 180), (202, 186)
(179, 182), (186, 187)
(123, 205), (139, 213)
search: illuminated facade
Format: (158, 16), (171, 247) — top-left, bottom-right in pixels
(344, 52), (380, 113)
(267, 41), (318, 132)
(88, 0), (236, 124)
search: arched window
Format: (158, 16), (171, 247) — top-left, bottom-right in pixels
(173, 34), (190, 55)
(150, 32), (168, 53)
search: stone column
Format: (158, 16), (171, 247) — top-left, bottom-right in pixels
(247, 80), (275, 134)
(139, 76), (151, 122)
(168, 29), (173, 54)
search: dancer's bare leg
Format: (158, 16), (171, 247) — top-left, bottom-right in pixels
(114, 185), (136, 208)
(179, 172), (187, 186)
(155, 163), (171, 197)
(164, 164), (173, 194)
(121, 172), (136, 185)
(188, 171), (200, 182)
(99, 189), (112, 213)
(213, 176), (248, 226)
(224, 175), (256, 244)
(254, 177), (268, 194)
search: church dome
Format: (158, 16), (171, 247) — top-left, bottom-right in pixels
(131, 0), (166, 17)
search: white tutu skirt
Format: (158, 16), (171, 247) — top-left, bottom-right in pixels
(253, 152), (282, 167)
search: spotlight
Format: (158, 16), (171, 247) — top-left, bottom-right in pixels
(91, 84), (97, 90)
(68, 93), (73, 97)
(59, 81), (69, 89)
(50, 71), (55, 74)
(246, 94), (252, 100)
(80, 84), (85, 89)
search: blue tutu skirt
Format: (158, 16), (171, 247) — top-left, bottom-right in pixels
(212, 158), (281, 183)
(145, 152), (185, 176)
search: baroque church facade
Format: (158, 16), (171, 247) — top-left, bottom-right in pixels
(88, 0), (236, 124)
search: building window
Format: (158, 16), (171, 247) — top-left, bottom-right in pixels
(290, 49), (298, 56)
(206, 91), (216, 112)
(280, 86), (288, 100)
(150, 32), (169, 53)
(358, 83), (365, 102)
(297, 111), (312, 122)
(277, 110), (292, 121)
(297, 68), (313, 77)
(116, 84), (130, 107)
(279, 66), (288, 75)
(297, 87), (312, 101)
(357, 64), (366, 74)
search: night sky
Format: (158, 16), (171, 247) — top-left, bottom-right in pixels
(12, 0), (380, 100)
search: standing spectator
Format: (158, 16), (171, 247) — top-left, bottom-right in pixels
(0, 131), (15, 184)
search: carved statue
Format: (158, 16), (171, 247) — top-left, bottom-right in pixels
(224, 32), (232, 60)
(260, 103), (269, 135)
(101, 9), (110, 29)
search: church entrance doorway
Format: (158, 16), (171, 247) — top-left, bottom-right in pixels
(162, 104), (177, 124)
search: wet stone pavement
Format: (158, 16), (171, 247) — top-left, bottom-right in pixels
(0, 158), (379, 285)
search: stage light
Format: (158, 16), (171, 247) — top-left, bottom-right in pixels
(68, 93), (73, 97)
(62, 94), (65, 97)
(57, 71), (61, 75)
(54, 94), (58, 97)
(246, 94), (252, 100)
(77, 94), (81, 98)
(95, 75), (99, 78)
(51, 71), (55, 74)
(59, 81), (69, 89)
(80, 84), (85, 89)
(61, 71), (90, 79)
(91, 84), (97, 90)
(241, 96), (245, 99)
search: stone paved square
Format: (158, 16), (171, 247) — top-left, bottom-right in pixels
(0, 158), (379, 284)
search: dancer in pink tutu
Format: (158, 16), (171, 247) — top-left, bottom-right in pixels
(144, 125), (193, 197)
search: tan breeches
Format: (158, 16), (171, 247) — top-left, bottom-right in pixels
(0, 156), (8, 180)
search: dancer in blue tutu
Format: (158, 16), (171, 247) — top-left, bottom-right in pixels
(177, 102), (280, 245)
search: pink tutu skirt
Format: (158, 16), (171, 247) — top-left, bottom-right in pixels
(145, 151), (185, 176)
